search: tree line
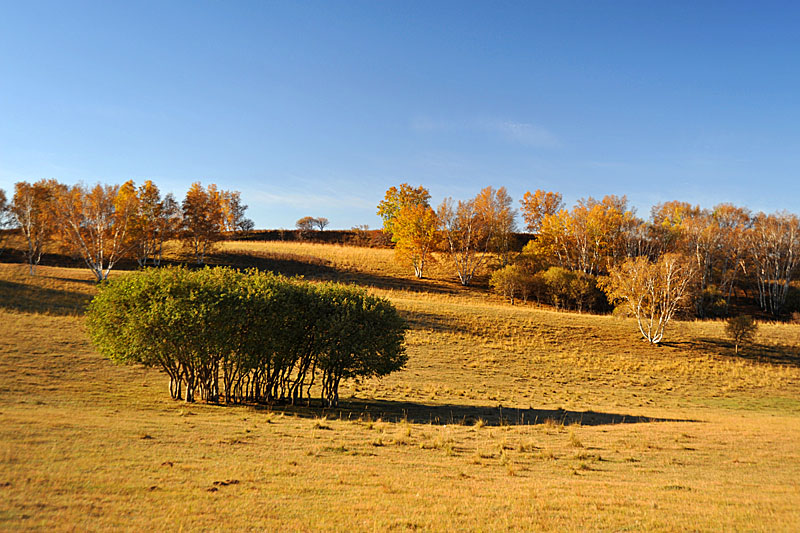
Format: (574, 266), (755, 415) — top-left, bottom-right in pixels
(0, 180), (253, 279)
(87, 266), (407, 406)
(379, 184), (800, 340)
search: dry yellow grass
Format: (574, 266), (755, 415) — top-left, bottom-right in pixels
(215, 240), (488, 295)
(220, 240), (404, 275)
(2, 251), (800, 531)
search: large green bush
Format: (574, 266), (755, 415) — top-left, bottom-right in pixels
(86, 266), (407, 406)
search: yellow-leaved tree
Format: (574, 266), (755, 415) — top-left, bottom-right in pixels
(519, 189), (563, 234)
(50, 180), (139, 281)
(599, 253), (696, 344)
(531, 195), (639, 275)
(377, 183), (431, 237)
(392, 203), (440, 278)
(438, 194), (494, 287)
(129, 180), (182, 267)
(11, 180), (57, 274)
(474, 186), (517, 266)
(377, 184), (439, 277)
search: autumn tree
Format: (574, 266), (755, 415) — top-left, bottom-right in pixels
(50, 181), (139, 281)
(600, 253), (696, 344)
(746, 211), (800, 315)
(519, 189), (563, 234)
(542, 267), (576, 310)
(474, 186), (517, 266)
(377, 183), (431, 236)
(296, 216), (316, 231)
(0, 188), (13, 255)
(649, 201), (698, 256)
(220, 190), (254, 233)
(712, 204), (751, 311)
(181, 182), (225, 264)
(11, 180), (57, 274)
(490, 264), (528, 304)
(438, 195), (494, 286)
(532, 195), (638, 275)
(391, 203), (440, 278)
(130, 180), (181, 267)
(647, 201), (754, 317)
(293, 216), (328, 233)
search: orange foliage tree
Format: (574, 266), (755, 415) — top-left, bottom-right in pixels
(129, 180), (181, 267)
(11, 180), (57, 274)
(181, 182), (224, 264)
(50, 180), (139, 281)
(519, 189), (563, 234)
(474, 186), (517, 266)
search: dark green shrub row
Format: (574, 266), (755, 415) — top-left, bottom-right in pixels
(86, 267), (407, 406)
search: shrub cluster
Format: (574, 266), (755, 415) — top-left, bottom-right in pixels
(490, 264), (608, 312)
(86, 267), (408, 406)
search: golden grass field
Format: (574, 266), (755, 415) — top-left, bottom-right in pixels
(2, 241), (800, 531)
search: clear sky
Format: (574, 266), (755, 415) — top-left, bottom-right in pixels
(2, 1), (799, 229)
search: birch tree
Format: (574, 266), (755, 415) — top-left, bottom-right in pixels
(600, 253), (696, 344)
(713, 203), (751, 311)
(490, 264), (527, 304)
(519, 189), (563, 234)
(533, 195), (637, 275)
(11, 180), (57, 274)
(377, 183), (431, 236)
(51, 180), (139, 281)
(220, 190), (254, 233)
(0, 188), (15, 256)
(474, 186), (517, 266)
(182, 182), (224, 264)
(746, 212), (800, 315)
(130, 180), (181, 266)
(392, 203), (440, 278)
(438, 196), (493, 286)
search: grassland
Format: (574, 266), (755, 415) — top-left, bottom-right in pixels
(2, 242), (800, 531)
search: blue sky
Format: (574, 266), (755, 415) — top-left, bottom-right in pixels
(2, 1), (799, 229)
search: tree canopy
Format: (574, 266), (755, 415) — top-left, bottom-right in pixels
(87, 267), (408, 406)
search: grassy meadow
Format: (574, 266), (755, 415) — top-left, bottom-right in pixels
(2, 242), (800, 531)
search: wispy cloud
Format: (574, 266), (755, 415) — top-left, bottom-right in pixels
(482, 120), (560, 148)
(251, 190), (375, 211)
(410, 116), (560, 149)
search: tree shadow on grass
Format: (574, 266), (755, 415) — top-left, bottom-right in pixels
(664, 337), (800, 367)
(0, 279), (92, 316)
(398, 308), (482, 336)
(254, 398), (695, 427)
(210, 251), (465, 295)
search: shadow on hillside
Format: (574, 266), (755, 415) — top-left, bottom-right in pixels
(0, 279), (91, 316)
(399, 308), (479, 335)
(256, 398), (693, 427)
(667, 337), (800, 367)
(0, 250), (151, 274)
(48, 276), (102, 287)
(210, 251), (463, 294)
